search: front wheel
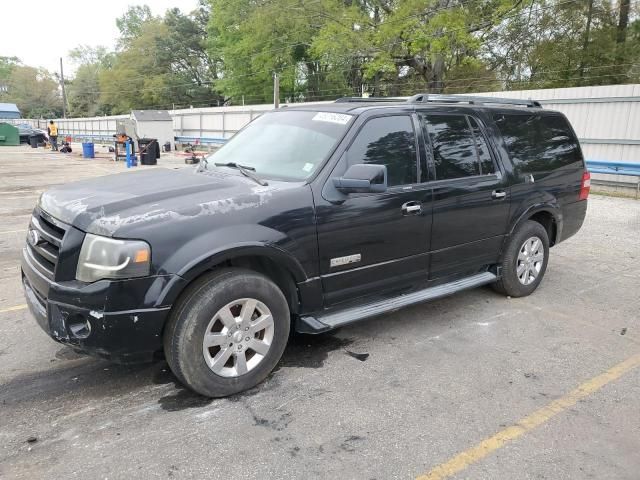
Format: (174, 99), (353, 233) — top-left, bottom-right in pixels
(493, 220), (549, 298)
(163, 268), (290, 397)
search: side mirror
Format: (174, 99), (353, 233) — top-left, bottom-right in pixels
(332, 164), (387, 194)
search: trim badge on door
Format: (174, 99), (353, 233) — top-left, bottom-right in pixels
(330, 254), (362, 268)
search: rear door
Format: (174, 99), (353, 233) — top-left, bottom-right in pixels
(315, 114), (432, 306)
(419, 112), (511, 279)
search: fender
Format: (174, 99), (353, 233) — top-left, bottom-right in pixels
(156, 242), (309, 307)
(507, 202), (563, 243)
(178, 242), (309, 283)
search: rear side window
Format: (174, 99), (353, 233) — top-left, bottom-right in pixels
(422, 114), (496, 180)
(493, 113), (582, 173)
(347, 115), (418, 186)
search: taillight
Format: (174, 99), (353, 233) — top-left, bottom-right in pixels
(579, 171), (591, 200)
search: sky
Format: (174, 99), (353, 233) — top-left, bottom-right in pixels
(1, 0), (199, 75)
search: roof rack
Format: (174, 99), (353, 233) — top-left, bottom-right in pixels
(335, 94), (542, 108)
(408, 93), (542, 108)
(334, 97), (408, 103)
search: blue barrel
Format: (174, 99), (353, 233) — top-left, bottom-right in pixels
(82, 142), (95, 159)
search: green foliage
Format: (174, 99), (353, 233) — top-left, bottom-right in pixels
(7, 1), (640, 117)
(66, 46), (114, 117)
(64, 3), (220, 115)
(485, 0), (640, 89)
(0, 64), (62, 118)
(116, 5), (155, 46)
(0, 56), (20, 84)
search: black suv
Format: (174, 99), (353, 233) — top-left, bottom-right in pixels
(22, 94), (590, 397)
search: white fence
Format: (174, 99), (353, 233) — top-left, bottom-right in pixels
(8, 102), (333, 143)
(8, 85), (640, 184)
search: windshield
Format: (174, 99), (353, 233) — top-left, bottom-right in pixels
(205, 110), (352, 181)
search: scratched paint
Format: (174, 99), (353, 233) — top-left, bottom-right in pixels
(37, 168), (283, 237)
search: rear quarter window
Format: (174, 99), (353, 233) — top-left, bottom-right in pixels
(493, 113), (583, 174)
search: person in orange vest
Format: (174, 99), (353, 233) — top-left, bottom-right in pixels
(47, 120), (59, 151)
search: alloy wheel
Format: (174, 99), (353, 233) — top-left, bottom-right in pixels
(516, 236), (544, 286)
(202, 298), (274, 377)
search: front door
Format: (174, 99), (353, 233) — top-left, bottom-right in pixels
(419, 112), (511, 279)
(315, 114), (432, 306)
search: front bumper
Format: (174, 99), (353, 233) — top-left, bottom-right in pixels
(21, 246), (180, 363)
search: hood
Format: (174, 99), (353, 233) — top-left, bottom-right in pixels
(39, 168), (289, 237)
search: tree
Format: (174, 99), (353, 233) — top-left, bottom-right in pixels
(11, 0), (637, 117)
(209, 0), (517, 102)
(2, 65), (61, 118)
(209, 0), (360, 104)
(161, 5), (222, 105)
(99, 4), (221, 113)
(0, 56), (20, 84)
(116, 5), (155, 46)
(66, 46), (114, 117)
(484, 0), (639, 89)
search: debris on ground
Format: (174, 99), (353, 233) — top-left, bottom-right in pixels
(345, 350), (369, 361)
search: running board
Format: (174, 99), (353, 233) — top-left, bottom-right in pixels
(298, 271), (497, 333)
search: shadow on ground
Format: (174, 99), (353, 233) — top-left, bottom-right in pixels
(0, 332), (365, 413)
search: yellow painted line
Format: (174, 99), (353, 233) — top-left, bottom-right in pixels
(0, 304), (27, 314)
(417, 352), (640, 480)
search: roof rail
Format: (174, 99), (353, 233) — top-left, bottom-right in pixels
(334, 94), (542, 108)
(334, 97), (407, 103)
(408, 93), (542, 108)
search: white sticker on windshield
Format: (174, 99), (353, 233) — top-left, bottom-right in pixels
(302, 163), (314, 172)
(312, 112), (351, 125)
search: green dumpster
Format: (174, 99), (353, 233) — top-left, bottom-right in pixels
(0, 123), (19, 146)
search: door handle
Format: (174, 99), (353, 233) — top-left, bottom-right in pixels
(402, 201), (422, 215)
(491, 190), (507, 200)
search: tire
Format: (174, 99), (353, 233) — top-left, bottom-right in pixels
(493, 220), (549, 298)
(163, 268), (290, 397)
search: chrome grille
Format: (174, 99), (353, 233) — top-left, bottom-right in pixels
(26, 212), (68, 279)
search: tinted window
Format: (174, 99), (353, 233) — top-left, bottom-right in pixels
(424, 114), (479, 179)
(538, 115), (583, 168)
(493, 113), (582, 173)
(468, 116), (495, 175)
(347, 116), (417, 186)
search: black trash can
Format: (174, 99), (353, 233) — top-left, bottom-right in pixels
(139, 138), (159, 165)
(29, 135), (38, 148)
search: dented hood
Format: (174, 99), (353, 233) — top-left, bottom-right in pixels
(39, 168), (286, 237)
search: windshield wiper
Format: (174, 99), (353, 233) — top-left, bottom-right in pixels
(214, 162), (268, 186)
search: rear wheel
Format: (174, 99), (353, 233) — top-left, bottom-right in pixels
(493, 220), (549, 297)
(163, 268), (290, 397)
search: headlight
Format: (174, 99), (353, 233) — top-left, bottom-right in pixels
(76, 233), (151, 283)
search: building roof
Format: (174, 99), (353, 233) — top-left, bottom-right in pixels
(0, 103), (20, 113)
(131, 110), (172, 122)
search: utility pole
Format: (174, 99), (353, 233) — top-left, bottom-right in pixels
(273, 72), (280, 109)
(59, 57), (67, 118)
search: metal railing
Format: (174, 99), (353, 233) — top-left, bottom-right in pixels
(586, 160), (640, 198)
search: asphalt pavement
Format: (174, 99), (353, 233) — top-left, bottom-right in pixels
(1, 145), (639, 479)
